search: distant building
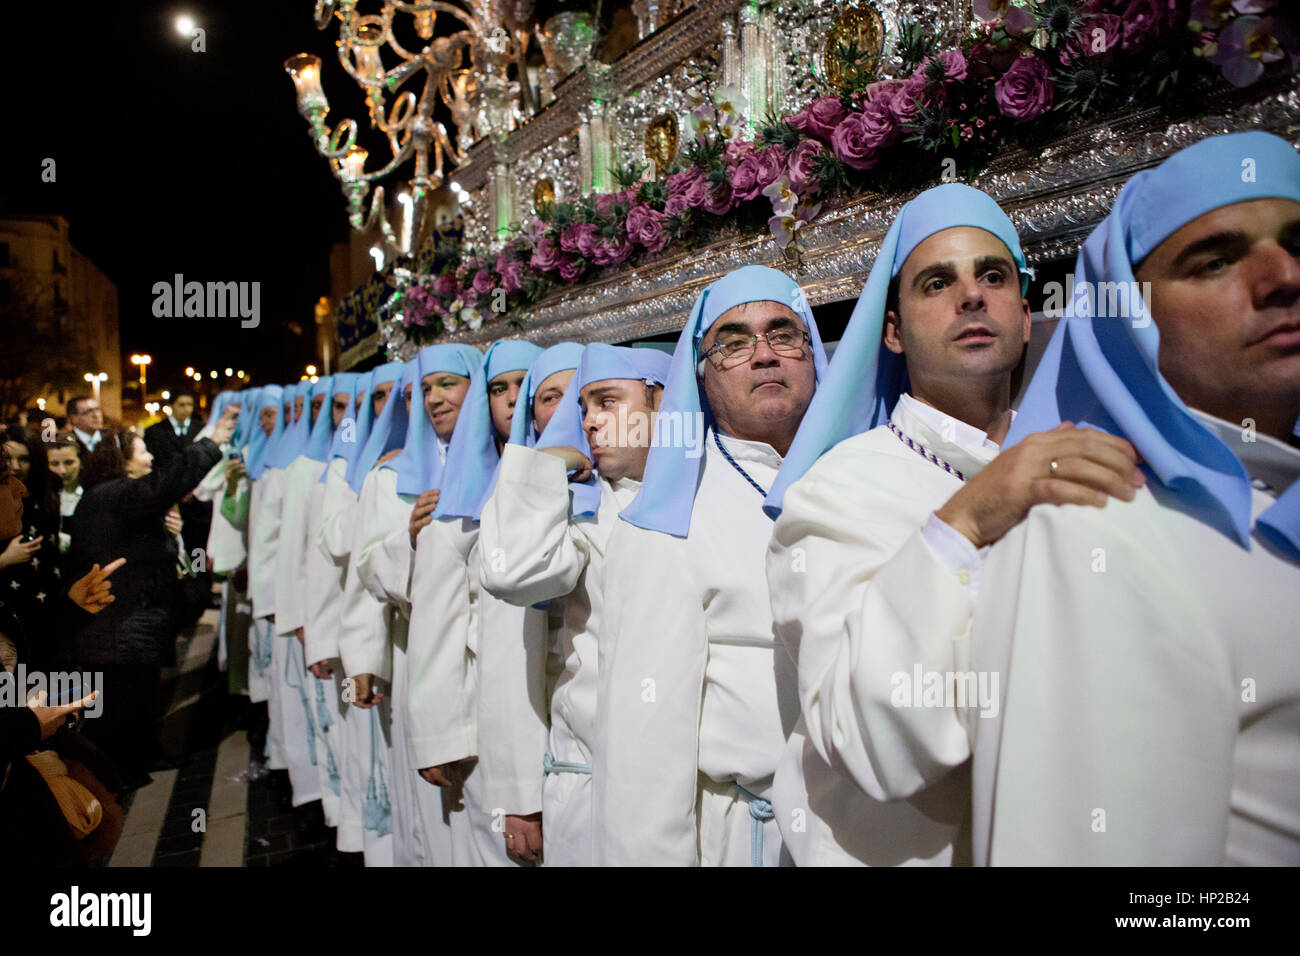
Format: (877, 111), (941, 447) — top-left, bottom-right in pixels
(0, 214), (122, 421)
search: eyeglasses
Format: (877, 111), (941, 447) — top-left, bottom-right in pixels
(701, 328), (811, 369)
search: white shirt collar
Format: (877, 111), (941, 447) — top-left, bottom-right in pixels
(710, 426), (784, 471)
(1189, 408), (1300, 496)
(169, 415), (191, 435)
(73, 426), (99, 447)
(897, 393), (1009, 453)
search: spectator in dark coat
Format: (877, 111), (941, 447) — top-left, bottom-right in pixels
(1, 427), (65, 669)
(145, 390), (213, 627)
(67, 413), (234, 785)
(0, 448), (122, 863)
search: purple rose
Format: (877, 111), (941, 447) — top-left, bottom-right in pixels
(787, 139), (825, 195)
(432, 274), (457, 297)
(472, 269), (495, 296)
(626, 203), (669, 252)
(725, 139), (757, 165)
(729, 153), (767, 202)
(1061, 13), (1123, 62)
(560, 222), (600, 258)
(859, 95), (900, 150)
(937, 49), (968, 82)
(558, 256), (584, 283)
(790, 95), (848, 142)
(664, 194), (690, 217)
(993, 55), (1055, 121)
(889, 72), (930, 125)
(592, 235), (635, 266)
(498, 259), (525, 295)
(530, 236), (563, 272)
(754, 146), (788, 195)
(701, 182), (735, 217)
(682, 171), (713, 209)
(830, 112), (880, 171)
(665, 168), (698, 195)
(1117, 0), (1177, 50)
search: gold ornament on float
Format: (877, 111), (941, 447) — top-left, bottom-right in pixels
(644, 112), (679, 177)
(825, 3), (886, 90)
(534, 177), (556, 210)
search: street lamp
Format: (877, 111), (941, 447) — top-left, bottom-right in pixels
(83, 371), (108, 403)
(129, 355), (151, 403)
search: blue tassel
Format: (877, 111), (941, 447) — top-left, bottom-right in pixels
(314, 680), (333, 730)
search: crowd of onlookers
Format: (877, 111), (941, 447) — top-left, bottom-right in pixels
(1, 391), (237, 864)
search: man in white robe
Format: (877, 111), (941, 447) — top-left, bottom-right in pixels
(406, 339), (541, 866)
(309, 369), (393, 854)
(964, 131), (1300, 865)
(245, 386), (287, 761)
(479, 343), (670, 866)
(270, 375), (347, 826)
(472, 341), (583, 864)
(254, 381), (320, 808)
(764, 184), (1142, 865)
(595, 266), (829, 866)
(354, 344), (481, 866)
(329, 363), (404, 864)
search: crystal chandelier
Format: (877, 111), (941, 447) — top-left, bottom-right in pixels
(284, 0), (531, 255)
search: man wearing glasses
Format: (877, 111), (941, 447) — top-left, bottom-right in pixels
(595, 265), (829, 866)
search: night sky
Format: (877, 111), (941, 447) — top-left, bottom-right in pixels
(1, 1), (376, 396)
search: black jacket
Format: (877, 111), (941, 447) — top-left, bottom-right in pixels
(143, 416), (203, 476)
(64, 437), (223, 668)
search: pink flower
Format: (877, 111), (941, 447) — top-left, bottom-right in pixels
(530, 236), (563, 272)
(462, 287), (479, 307)
(936, 50), (968, 82)
(1061, 13), (1123, 62)
(558, 256), (584, 283)
(787, 139), (825, 195)
(664, 194), (690, 217)
(790, 95), (848, 142)
(432, 274), (457, 297)
(725, 139), (757, 164)
(889, 72), (930, 125)
(625, 203), (669, 252)
(560, 222), (600, 258)
(730, 146), (786, 203)
(665, 168), (699, 195)
(592, 234), (635, 266)
(831, 112), (880, 171)
(472, 269), (495, 296)
(1117, 0), (1179, 50)
(863, 79), (903, 106)
(701, 182), (735, 217)
(498, 259), (525, 295)
(520, 216), (547, 243)
(993, 55), (1055, 121)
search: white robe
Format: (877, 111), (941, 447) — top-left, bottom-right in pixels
(595, 429), (796, 866)
(303, 459), (349, 827)
(353, 466), (432, 866)
(313, 461), (363, 852)
(247, 473), (281, 733)
(335, 467), (399, 867)
(406, 513), (512, 866)
(968, 412), (1300, 865)
(765, 395), (1003, 865)
(478, 444), (639, 866)
(250, 462), (318, 806)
